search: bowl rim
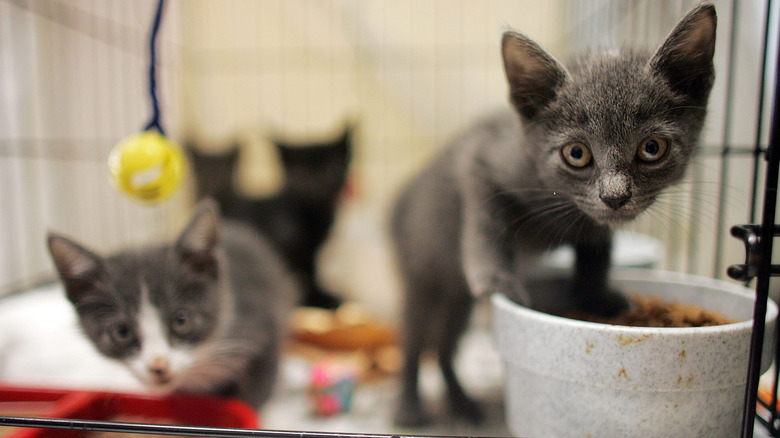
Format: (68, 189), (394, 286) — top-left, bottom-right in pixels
(492, 268), (778, 335)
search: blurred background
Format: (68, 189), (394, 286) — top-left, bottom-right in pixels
(1, 0), (777, 319)
(3, 0), (780, 435)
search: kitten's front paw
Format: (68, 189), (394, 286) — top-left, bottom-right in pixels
(575, 288), (629, 317)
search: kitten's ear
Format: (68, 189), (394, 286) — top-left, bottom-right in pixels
(649, 3), (716, 105)
(336, 123), (353, 157)
(502, 31), (568, 119)
(226, 142), (241, 162)
(47, 232), (106, 304)
(176, 199), (221, 276)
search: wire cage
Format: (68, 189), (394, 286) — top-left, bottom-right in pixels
(2, 0), (780, 437)
(730, 5), (780, 434)
(740, 21), (780, 435)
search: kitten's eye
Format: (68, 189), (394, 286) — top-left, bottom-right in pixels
(110, 324), (134, 346)
(171, 310), (193, 336)
(636, 137), (669, 163)
(561, 142), (592, 168)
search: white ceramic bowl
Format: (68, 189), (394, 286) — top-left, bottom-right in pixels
(492, 268), (778, 438)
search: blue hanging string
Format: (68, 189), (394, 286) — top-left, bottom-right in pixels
(143, 0), (166, 136)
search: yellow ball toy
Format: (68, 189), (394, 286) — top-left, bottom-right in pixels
(108, 130), (187, 203)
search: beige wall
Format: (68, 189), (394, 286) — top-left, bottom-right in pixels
(2, 1), (775, 316)
(175, 0), (561, 209)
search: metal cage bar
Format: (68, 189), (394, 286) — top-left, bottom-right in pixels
(732, 0), (780, 435)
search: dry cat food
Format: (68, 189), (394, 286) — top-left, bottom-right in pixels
(564, 293), (736, 327)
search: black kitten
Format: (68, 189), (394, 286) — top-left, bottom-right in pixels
(189, 126), (352, 309)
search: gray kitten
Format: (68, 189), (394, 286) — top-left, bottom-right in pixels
(47, 200), (299, 408)
(391, 3), (716, 426)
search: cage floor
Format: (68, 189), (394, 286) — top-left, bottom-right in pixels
(263, 327), (510, 436)
(1, 282), (774, 438)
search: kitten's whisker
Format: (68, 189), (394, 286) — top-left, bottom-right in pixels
(655, 191), (727, 220)
(507, 200), (573, 230)
(507, 200), (584, 246)
(664, 103), (707, 114)
(549, 207), (588, 247)
(642, 209), (694, 245)
(646, 199), (721, 238)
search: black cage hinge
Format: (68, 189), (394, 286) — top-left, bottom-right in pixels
(728, 224), (780, 282)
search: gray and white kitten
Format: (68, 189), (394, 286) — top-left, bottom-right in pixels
(47, 200), (299, 408)
(390, 3), (716, 426)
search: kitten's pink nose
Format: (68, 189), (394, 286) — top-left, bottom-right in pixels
(148, 357), (172, 384)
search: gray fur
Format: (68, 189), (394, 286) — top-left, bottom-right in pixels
(47, 200), (299, 408)
(391, 3), (716, 426)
